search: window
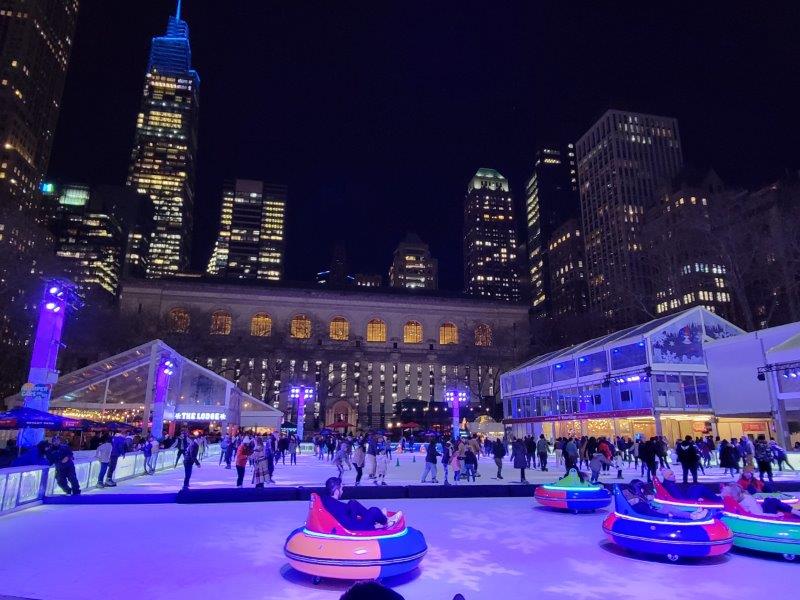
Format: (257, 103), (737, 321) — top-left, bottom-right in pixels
(403, 321), (422, 344)
(329, 316), (349, 341)
(210, 311), (232, 335)
(250, 313), (272, 337)
(439, 323), (458, 345)
(474, 323), (492, 347)
(290, 315), (312, 339)
(167, 308), (190, 333)
(366, 318), (387, 342)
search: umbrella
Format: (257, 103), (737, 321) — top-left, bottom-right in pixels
(0, 407), (82, 430)
(402, 421), (421, 429)
(79, 418), (105, 431)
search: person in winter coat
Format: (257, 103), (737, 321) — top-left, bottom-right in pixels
(288, 436), (298, 465)
(95, 436), (112, 487)
(719, 439), (741, 477)
(524, 436), (536, 469)
(770, 440), (794, 471)
(563, 438), (579, 472)
(172, 431), (188, 467)
(219, 434), (230, 466)
(365, 435), (378, 479)
(375, 446), (389, 486)
(638, 438), (658, 482)
(676, 435), (700, 484)
(450, 448), (462, 483)
(492, 439), (506, 479)
(352, 442), (366, 486)
(441, 441), (452, 485)
(753, 434), (774, 483)
(235, 442), (252, 487)
(181, 435), (201, 491)
(536, 434), (550, 472)
(48, 437), (81, 495)
(251, 440), (269, 488)
(589, 451), (612, 483)
(511, 438), (528, 483)
(420, 440), (439, 483)
(463, 448), (478, 482)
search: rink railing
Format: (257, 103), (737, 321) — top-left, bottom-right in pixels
(0, 443), (220, 516)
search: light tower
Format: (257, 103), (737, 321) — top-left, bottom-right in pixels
(18, 280), (81, 448)
(290, 385), (315, 442)
(445, 389), (468, 442)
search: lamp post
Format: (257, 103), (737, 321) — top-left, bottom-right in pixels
(18, 279), (81, 448)
(150, 357), (174, 439)
(290, 385), (315, 442)
(445, 389), (468, 442)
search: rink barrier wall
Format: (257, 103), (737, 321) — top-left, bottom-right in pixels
(0, 443), (220, 516)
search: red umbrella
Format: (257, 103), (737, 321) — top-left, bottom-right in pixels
(402, 421), (421, 429)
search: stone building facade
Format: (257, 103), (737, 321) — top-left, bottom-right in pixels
(120, 280), (529, 433)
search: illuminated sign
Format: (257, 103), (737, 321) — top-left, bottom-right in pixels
(174, 411), (226, 421)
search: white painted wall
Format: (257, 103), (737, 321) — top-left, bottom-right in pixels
(705, 322), (800, 416)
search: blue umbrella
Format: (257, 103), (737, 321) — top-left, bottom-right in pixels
(0, 407), (81, 430)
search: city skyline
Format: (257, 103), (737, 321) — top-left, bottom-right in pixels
(45, 1), (800, 290)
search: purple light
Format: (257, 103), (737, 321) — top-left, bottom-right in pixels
(48, 286), (59, 294)
(45, 302), (56, 310)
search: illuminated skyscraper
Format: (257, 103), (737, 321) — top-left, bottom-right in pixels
(0, 1), (79, 369)
(207, 179), (286, 281)
(463, 168), (521, 302)
(389, 233), (438, 290)
(576, 109), (683, 329)
(127, 1), (199, 278)
(525, 143), (578, 314)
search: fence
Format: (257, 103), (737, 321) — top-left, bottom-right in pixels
(0, 443), (220, 516)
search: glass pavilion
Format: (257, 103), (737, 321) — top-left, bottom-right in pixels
(500, 307), (759, 443)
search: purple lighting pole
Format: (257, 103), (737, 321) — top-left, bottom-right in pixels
(445, 389), (468, 442)
(291, 386), (314, 442)
(18, 280), (77, 448)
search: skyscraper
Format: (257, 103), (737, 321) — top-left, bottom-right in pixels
(576, 109), (683, 329)
(207, 179), (287, 281)
(389, 233), (438, 290)
(464, 168), (521, 302)
(127, 1), (199, 278)
(48, 184), (124, 299)
(524, 143), (579, 314)
(0, 1), (79, 369)
(547, 218), (589, 326)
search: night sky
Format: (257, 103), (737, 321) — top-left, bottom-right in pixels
(48, 1), (800, 290)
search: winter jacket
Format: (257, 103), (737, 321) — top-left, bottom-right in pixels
(536, 438), (549, 454)
(589, 452), (612, 472)
(677, 441), (699, 467)
(95, 442), (112, 463)
(493, 440), (507, 459)
(110, 435), (127, 458)
(425, 443), (439, 464)
(352, 446), (366, 468)
(511, 440), (527, 469)
(754, 440), (772, 462)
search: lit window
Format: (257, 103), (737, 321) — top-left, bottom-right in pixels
(291, 315), (312, 339)
(474, 323), (493, 347)
(366, 318), (387, 342)
(210, 311), (232, 335)
(167, 308), (190, 333)
(439, 322), (458, 345)
(250, 313), (272, 337)
(403, 321), (423, 344)
(329, 317), (349, 341)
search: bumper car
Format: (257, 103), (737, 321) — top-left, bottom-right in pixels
(284, 493), (427, 581)
(721, 497), (800, 561)
(652, 477), (724, 511)
(603, 485), (733, 562)
(534, 469), (611, 512)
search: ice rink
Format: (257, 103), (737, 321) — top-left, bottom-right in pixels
(1, 494), (798, 600)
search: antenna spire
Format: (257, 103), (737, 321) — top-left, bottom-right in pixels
(175, 0), (182, 19)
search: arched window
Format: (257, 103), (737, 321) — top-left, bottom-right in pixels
(329, 316), (349, 341)
(250, 313), (272, 337)
(439, 322), (459, 345)
(366, 318), (387, 342)
(167, 308), (190, 333)
(290, 314), (312, 339)
(210, 310), (232, 335)
(403, 320), (423, 344)
(475, 323), (493, 347)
